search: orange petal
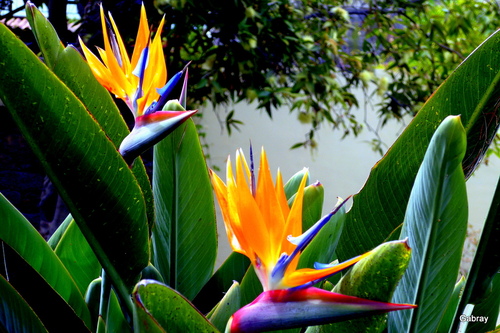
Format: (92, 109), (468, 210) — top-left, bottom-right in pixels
(255, 148), (286, 262)
(79, 37), (123, 97)
(283, 251), (372, 288)
(100, 6), (132, 101)
(281, 169), (308, 261)
(210, 170), (246, 255)
(131, 4), (150, 70)
(107, 12), (132, 78)
(233, 152), (271, 266)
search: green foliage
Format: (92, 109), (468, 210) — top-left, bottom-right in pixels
(152, 101), (218, 301)
(389, 116), (468, 333)
(337, 27), (500, 262)
(132, 280), (218, 332)
(1, 2), (500, 333)
(151, 0), (500, 149)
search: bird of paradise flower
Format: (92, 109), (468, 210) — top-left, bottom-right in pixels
(79, 4), (195, 164)
(211, 147), (416, 332)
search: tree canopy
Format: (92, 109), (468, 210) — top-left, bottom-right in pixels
(14, 0), (500, 152)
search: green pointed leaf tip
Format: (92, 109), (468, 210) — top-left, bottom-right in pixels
(0, 24), (149, 287)
(132, 280), (218, 332)
(436, 276), (465, 333)
(193, 252), (250, 314)
(288, 181), (324, 231)
(208, 282), (241, 332)
(25, 2), (63, 69)
(313, 239), (411, 333)
(54, 219), (101, 295)
(298, 196), (345, 271)
(389, 115), (468, 333)
(284, 168), (310, 200)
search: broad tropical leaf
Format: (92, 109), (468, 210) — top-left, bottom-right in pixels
(389, 116), (468, 333)
(0, 193), (91, 330)
(0, 23), (149, 290)
(54, 220), (101, 295)
(152, 101), (217, 300)
(337, 30), (500, 262)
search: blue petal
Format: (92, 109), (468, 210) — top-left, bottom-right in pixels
(270, 197), (350, 287)
(145, 62), (190, 115)
(132, 45), (149, 113)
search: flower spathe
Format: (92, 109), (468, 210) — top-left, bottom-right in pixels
(228, 287), (416, 333)
(79, 4), (196, 164)
(211, 148), (416, 332)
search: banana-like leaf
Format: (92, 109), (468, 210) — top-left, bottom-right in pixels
(152, 101), (217, 300)
(0, 23), (149, 291)
(54, 219), (101, 295)
(25, 3), (155, 228)
(132, 280), (219, 332)
(47, 213), (72, 250)
(337, 30), (500, 262)
(0, 193), (91, 329)
(0, 274), (48, 333)
(208, 282), (241, 332)
(288, 181), (324, 231)
(389, 116), (468, 333)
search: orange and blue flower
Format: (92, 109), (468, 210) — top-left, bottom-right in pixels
(211, 147), (416, 332)
(79, 5), (195, 164)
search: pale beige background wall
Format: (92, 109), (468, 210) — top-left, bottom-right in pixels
(200, 100), (499, 268)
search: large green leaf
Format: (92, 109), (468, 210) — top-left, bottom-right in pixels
(132, 280), (219, 332)
(54, 219), (101, 295)
(0, 274), (48, 333)
(152, 107), (217, 300)
(25, 3), (155, 228)
(388, 116), (468, 333)
(0, 193), (91, 329)
(337, 30), (500, 261)
(0, 23), (149, 292)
